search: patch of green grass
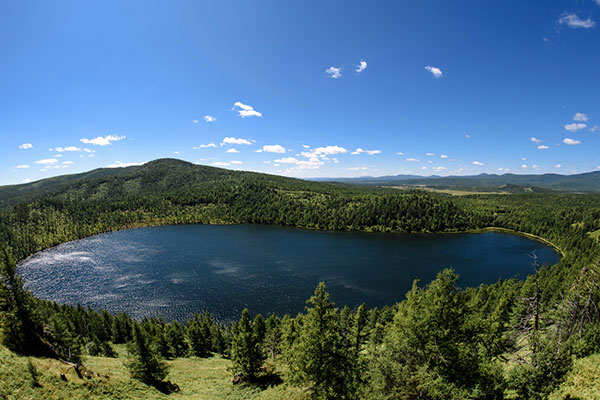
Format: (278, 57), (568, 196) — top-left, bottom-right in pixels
(0, 344), (308, 400)
(589, 228), (600, 241)
(549, 353), (600, 400)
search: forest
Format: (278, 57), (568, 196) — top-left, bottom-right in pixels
(1, 158), (600, 399)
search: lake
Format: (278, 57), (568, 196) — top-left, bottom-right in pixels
(18, 224), (559, 322)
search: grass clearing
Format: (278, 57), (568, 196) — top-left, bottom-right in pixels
(0, 345), (308, 400)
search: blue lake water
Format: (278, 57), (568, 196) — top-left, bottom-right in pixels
(18, 224), (559, 322)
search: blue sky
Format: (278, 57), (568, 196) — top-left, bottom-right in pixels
(1, 0), (600, 185)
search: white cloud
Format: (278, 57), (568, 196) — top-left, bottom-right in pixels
(302, 144), (310, 149)
(351, 148), (381, 155)
(232, 102), (262, 118)
(212, 162), (230, 167)
(565, 123), (587, 132)
(558, 13), (595, 29)
(81, 134), (125, 146)
(19, 143), (33, 149)
(62, 161), (74, 165)
(34, 158), (58, 165)
(537, 145), (549, 150)
(226, 148), (240, 153)
(406, 158), (419, 162)
(521, 164), (528, 170)
(472, 161), (484, 166)
(530, 137), (542, 143)
(346, 166), (368, 171)
(554, 164), (562, 169)
(274, 157), (300, 164)
(425, 66), (443, 78)
(433, 166), (447, 171)
(426, 152), (435, 156)
(222, 137), (252, 146)
(15, 164), (30, 169)
(193, 142), (218, 149)
(22, 179), (31, 183)
(355, 60), (367, 73)
(532, 164), (540, 170)
(192, 119), (199, 124)
(311, 145), (347, 156)
(230, 160), (243, 165)
(203, 115), (216, 122)
(465, 133), (471, 139)
(590, 125), (600, 132)
(326, 66), (342, 79)
(573, 112), (589, 122)
(440, 154), (448, 158)
(563, 138), (581, 145)
(55, 146), (92, 152)
(257, 144), (286, 153)
(173, 151), (179, 155)
(106, 161), (145, 168)
(396, 152), (405, 156)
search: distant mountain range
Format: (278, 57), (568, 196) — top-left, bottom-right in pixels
(312, 171), (600, 193)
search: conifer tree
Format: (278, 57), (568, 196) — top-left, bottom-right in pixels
(287, 282), (355, 400)
(126, 323), (170, 384)
(231, 309), (266, 380)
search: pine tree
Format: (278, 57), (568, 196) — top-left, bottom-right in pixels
(0, 249), (42, 355)
(287, 282), (355, 400)
(230, 309), (266, 380)
(126, 323), (170, 384)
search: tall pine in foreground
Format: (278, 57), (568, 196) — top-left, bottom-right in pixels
(287, 282), (356, 400)
(230, 309), (266, 380)
(0, 249), (43, 355)
(367, 269), (505, 400)
(126, 323), (170, 384)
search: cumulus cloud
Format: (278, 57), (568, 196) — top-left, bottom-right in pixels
(530, 137), (542, 143)
(326, 66), (342, 79)
(521, 164), (528, 170)
(34, 158), (59, 165)
(425, 65), (443, 78)
(193, 142), (217, 149)
(15, 164), (30, 169)
(256, 144), (286, 153)
(351, 148), (381, 155)
(226, 148), (240, 153)
(212, 162), (230, 167)
(433, 166), (447, 171)
(230, 160), (243, 165)
(192, 119), (199, 123)
(222, 137), (253, 146)
(565, 123), (587, 132)
(440, 154), (448, 158)
(406, 158), (419, 162)
(19, 143), (33, 149)
(310, 145), (347, 156)
(472, 161), (484, 166)
(232, 102), (262, 118)
(573, 112), (589, 122)
(62, 161), (74, 165)
(563, 138), (581, 145)
(274, 157), (300, 164)
(106, 161), (145, 168)
(554, 164), (562, 169)
(537, 145), (549, 150)
(355, 60), (367, 73)
(203, 115), (216, 122)
(426, 152), (435, 156)
(590, 125), (600, 132)
(55, 146), (93, 153)
(558, 13), (595, 29)
(396, 152), (405, 156)
(81, 134), (125, 146)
